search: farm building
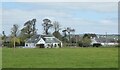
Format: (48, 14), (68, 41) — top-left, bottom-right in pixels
(91, 36), (118, 47)
(24, 34), (62, 48)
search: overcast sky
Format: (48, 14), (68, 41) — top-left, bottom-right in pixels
(1, 2), (118, 35)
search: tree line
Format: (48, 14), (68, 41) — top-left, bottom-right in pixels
(1, 19), (119, 48)
(1, 18), (94, 48)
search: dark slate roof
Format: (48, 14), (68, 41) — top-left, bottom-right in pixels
(26, 35), (41, 43)
(41, 34), (54, 38)
(95, 37), (117, 43)
(26, 34), (61, 43)
(45, 37), (61, 43)
(98, 34), (119, 39)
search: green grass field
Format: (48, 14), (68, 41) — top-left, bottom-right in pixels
(2, 47), (118, 68)
(0, 48), (2, 69)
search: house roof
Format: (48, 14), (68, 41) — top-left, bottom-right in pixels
(98, 34), (119, 40)
(26, 35), (41, 43)
(45, 37), (61, 43)
(94, 37), (117, 43)
(26, 34), (61, 44)
(41, 34), (54, 38)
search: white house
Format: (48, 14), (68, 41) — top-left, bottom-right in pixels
(91, 37), (118, 47)
(24, 34), (62, 48)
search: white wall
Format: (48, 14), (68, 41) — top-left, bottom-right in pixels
(25, 43), (36, 48)
(44, 43), (62, 48)
(101, 43), (118, 46)
(36, 38), (45, 44)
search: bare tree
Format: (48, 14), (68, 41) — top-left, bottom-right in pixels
(52, 21), (62, 40)
(53, 21), (61, 32)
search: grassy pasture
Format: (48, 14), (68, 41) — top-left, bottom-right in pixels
(0, 48), (2, 69)
(2, 47), (118, 68)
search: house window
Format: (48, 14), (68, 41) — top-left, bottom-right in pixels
(54, 44), (57, 47)
(48, 44), (50, 47)
(110, 40), (115, 43)
(58, 43), (61, 47)
(26, 44), (28, 46)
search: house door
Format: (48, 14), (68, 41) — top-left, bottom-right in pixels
(36, 44), (44, 48)
(40, 44), (44, 48)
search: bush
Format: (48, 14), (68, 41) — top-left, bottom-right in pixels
(93, 43), (102, 47)
(115, 45), (120, 47)
(77, 41), (83, 47)
(77, 37), (91, 47)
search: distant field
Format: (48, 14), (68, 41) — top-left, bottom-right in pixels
(2, 47), (118, 68)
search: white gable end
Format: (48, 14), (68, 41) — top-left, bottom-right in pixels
(36, 38), (45, 44)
